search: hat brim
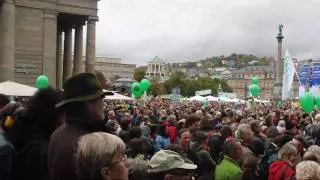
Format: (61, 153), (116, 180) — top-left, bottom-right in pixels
(176, 163), (197, 170)
(55, 91), (114, 108)
(148, 162), (197, 174)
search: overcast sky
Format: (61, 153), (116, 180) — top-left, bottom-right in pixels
(96, 0), (320, 65)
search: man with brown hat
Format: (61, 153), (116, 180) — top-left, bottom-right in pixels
(47, 73), (114, 180)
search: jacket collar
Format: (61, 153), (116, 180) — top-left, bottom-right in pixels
(223, 155), (241, 167)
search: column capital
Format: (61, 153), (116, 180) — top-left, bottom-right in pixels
(75, 16), (86, 26)
(87, 16), (99, 23)
(4, 0), (15, 4)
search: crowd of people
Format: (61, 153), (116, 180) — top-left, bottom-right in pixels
(1, 72), (320, 180)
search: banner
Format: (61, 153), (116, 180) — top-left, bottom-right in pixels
(299, 64), (309, 97)
(310, 63), (320, 96)
(282, 50), (296, 100)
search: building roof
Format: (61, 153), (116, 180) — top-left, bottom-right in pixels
(231, 65), (275, 74)
(114, 77), (136, 82)
(148, 56), (165, 64)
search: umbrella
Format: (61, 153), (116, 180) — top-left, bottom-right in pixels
(0, 81), (37, 96)
(206, 95), (219, 102)
(104, 92), (133, 101)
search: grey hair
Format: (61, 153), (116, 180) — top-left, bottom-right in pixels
(307, 145), (320, 153)
(295, 161), (320, 180)
(278, 142), (297, 161)
(314, 114), (320, 124)
(168, 115), (176, 121)
(235, 124), (253, 141)
(75, 132), (126, 180)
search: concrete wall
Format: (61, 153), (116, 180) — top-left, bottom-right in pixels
(15, 7), (44, 85)
(4, 0), (99, 86)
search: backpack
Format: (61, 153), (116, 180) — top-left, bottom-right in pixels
(258, 142), (278, 180)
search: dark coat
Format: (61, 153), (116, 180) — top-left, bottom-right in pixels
(12, 129), (49, 180)
(47, 117), (110, 180)
(190, 142), (216, 180)
(0, 130), (16, 180)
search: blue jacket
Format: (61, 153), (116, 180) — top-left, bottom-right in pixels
(154, 135), (170, 152)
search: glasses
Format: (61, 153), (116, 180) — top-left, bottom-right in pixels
(110, 154), (127, 166)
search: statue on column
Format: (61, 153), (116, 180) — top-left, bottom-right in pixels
(278, 24), (284, 36)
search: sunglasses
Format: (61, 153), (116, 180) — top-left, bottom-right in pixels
(110, 154), (127, 166)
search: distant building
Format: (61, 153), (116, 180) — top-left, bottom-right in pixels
(227, 66), (275, 99)
(227, 65), (298, 99)
(111, 77), (136, 95)
(94, 57), (136, 82)
(211, 67), (232, 80)
(145, 56), (169, 81)
(49, 56), (137, 83)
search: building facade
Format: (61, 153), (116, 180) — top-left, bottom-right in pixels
(145, 56), (169, 81)
(0, 0), (99, 89)
(94, 57), (136, 82)
(227, 65), (299, 99)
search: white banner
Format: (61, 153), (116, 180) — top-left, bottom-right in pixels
(282, 50), (296, 100)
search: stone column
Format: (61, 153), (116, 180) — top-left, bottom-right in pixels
(62, 25), (73, 82)
(0, 0), (15, 82)
(73, 21), (84, 75)
(276, 34), (284, 84)
(56, 29), (63, 89)
(85, 16), (98, 73)
(272, 33), (284, 101)
(43, 10), (57, 87)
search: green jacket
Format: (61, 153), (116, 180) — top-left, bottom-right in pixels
(215, 155), (242, 180)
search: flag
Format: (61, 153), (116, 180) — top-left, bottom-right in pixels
(298, 64), (309, 97)
(310, 63), (320, 96)
(282, 50), (296, 100)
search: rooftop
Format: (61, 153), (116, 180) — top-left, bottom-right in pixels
(148, 56), (165, 64)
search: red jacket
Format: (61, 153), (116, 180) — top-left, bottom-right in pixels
(163, 122), (176, 144)
(268, 160), (295, 180)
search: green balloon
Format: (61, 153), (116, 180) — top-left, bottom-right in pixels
(140, 79), (151, 91)
(300, 92), (314, 113)
(249, 84), (260, 97)
(251, 77), (259, 85)
(35, 75), (49, 89)
(135, 89), (144, 98)
(130, 82), (142, 98)
(315, 96), (320, 110)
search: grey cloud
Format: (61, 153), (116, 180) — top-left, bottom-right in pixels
(96, 0), (320, 65)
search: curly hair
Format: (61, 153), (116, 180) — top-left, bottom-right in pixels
(295, 161), (320, 180)
(24, 87), (62, 135)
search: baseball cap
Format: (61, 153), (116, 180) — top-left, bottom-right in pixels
(148, 150), (197, 174)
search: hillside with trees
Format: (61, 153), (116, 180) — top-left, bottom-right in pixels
(170, 53), (272, 69)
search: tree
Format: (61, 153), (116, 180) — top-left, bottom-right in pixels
(164, 71), (187, 93)
(163, 73), (232, 97)
(150, 80), (166, 96)
(134, 67), (146, 82)
(95, 70), (109, 89)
